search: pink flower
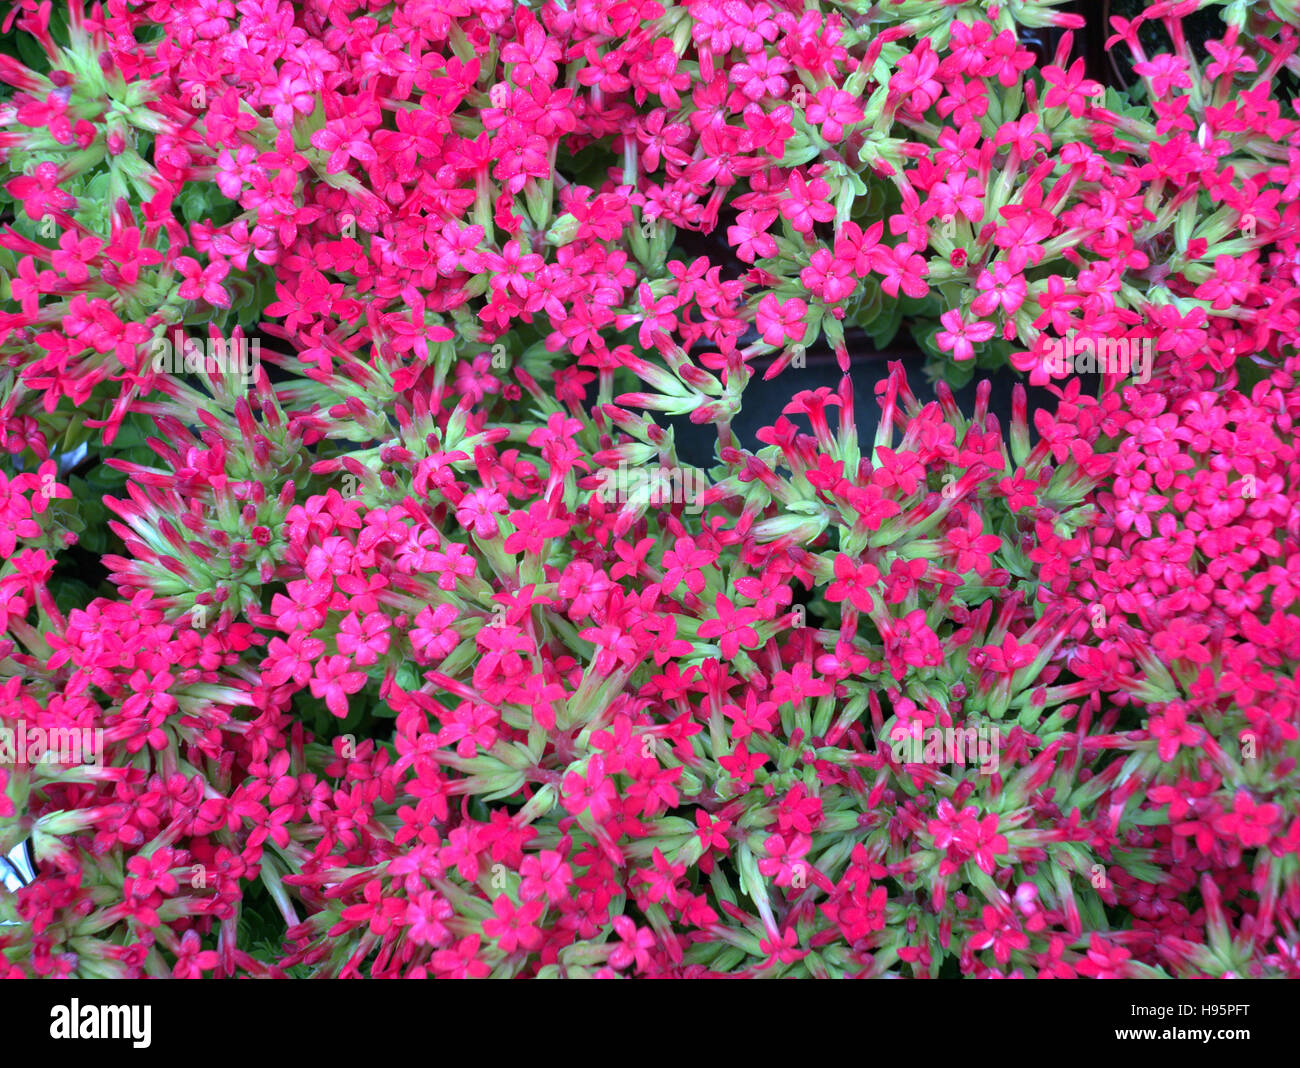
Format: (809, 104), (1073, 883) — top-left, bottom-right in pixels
(755, 294), (808, 345)
(310, 655), (368, 718)
(172, 931), (220, 979)
(310, 116), (377, 173)
(970, 260), (1027, 317)
(935, 309), (996, 362)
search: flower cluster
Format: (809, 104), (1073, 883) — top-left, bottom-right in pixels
(1, 0), (1298, 978)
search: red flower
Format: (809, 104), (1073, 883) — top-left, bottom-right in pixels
(172, 931), (220, 979)
(697, 593), (761, 659)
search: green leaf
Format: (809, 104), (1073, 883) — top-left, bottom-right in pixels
(866, 301), (902, 349)
(50, 576), (97, 616)
(15, 33), (46, 72)
(926, 352), (974, 391)
(1234, 357), (1274, 393)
